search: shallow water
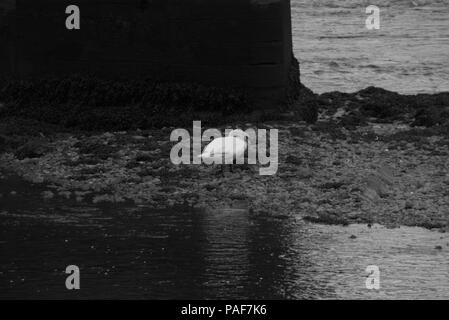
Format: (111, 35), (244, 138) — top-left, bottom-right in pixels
(292, 0), (449, 94)
(1, 174), (448, 299)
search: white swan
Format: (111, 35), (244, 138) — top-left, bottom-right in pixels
(199, 129), (248, 173)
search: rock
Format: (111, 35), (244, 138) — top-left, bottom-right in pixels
(77, 141), (116, 160)
(296, 166), (313, 179)
(29, 175), (45, 184)
(347, 211), (359, 219)
(204, 184), (216, 191)
(92, 194), (124, 204)
(349, 235), (357, 239)
(229, 192), (247, 201)
(293, 96), (319, 124)
(319, 181), (346, 190)
(42, 190), (54, 200)
(376, 164), (395, 185)
(285, 155), (302, 165)
(0, 135), (6, 151)
(339, 111), (368, 128)
(135, 152), (154, 162)
(361, 186), (381, 202)
(435, 245), (443, 250)
(357, 86), (410, 120)
(93, 194), (111, 204)
(415, 180), (425, 189)
(405, 201), (414, 210)
(58, 191), (71, 199)
(10, 191), (17, 196)
(15, 139), (50, 160)
(303, 213), (349, 226)
(363, 174), (390, 199)
(332, 108), (347, 119)
(419, 182), (432, 194)
(412, 106), (449, 127)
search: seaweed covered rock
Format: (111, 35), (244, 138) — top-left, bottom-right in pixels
(412, 106), (449, 127)
(0, 77), (251, 130)
(287, 54), (318, 124)
(357, 87), (410, 119)
(15, 139), (50, 160)
(0, 117), (64, 154)
(0, 135), (5, 152)
(292, 97), (319, 124)
(318, 86), (449, 126)
(338, 110), (367, 129)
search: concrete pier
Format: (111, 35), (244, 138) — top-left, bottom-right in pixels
(0, 0), (296, 105)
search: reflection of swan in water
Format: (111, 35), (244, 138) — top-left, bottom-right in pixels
(199, 129), (248, 174)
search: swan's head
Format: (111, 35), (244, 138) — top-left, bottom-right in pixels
(228, 129), (248, 140)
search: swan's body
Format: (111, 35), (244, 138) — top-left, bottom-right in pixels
(199, 130), (248, 171)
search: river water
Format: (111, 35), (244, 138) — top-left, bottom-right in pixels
(1, 174), (448, 299)
(292, 0), (449, 94)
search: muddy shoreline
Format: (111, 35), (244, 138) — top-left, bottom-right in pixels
(1, 86), (449, 231)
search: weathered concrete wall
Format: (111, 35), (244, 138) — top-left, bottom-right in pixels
(0, 0), (15, 78)
(0, 0), (294, 105)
